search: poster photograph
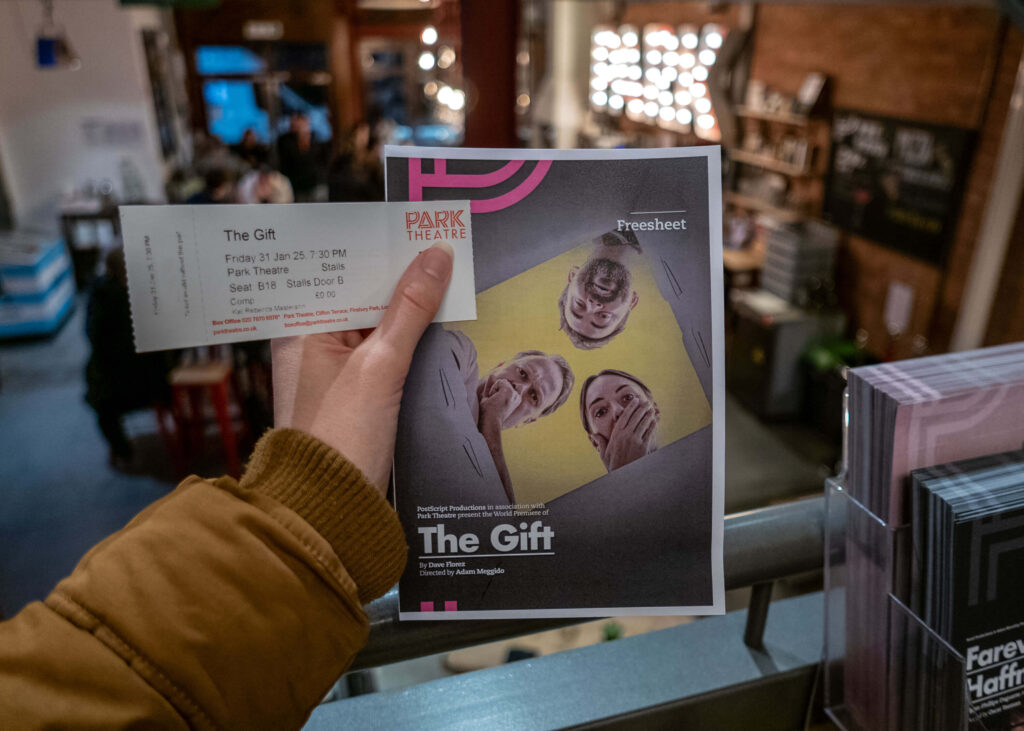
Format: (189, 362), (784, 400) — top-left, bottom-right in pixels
(386, 147), (724, 619)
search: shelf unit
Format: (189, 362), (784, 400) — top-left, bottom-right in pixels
(725, 192), (805, 223)
(734, 105), (811, 127)
(729, 149), (811, 178)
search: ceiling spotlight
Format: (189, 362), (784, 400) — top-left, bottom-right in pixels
(421, 26), (438, 45)
(697, 113), (715, 129)
(699, 49), (716, 66)
(418, 52), (435, 70)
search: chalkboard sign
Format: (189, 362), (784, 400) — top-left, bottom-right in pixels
(825, 110), (973, 266)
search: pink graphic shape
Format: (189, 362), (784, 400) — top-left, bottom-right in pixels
(420, 601), (435, 612)
(407, 158), (552, 214)
(444, 601), (458, 612)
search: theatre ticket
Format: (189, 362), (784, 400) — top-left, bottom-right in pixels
(120, 201), (475, 352)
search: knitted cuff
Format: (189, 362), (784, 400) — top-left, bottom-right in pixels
(239, 429), (407, 604)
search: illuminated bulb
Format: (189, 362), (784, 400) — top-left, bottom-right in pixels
(437, 46), (456, 69)
(418, 52), (435, 70)
(675, 90), (692, 106)
(608, 33), (621, 49)
(629, 48), (641, 63)
(691, 83), (707, 97)
(697, 113), (715, 129)
(425, 81), (438, 95)
(682, 32), (699, 49)
(679, 52), (696, 69)
(592, 91), (608, 106)
(695, 97), (712, 114)
(450, 90), (466, 110)
(643, 84), (658, 100)
(658, 90), (673, 106)
(663, 51), (679, 66)
(679, 72), (694, 86)
(593, 46), (609, 61)
(664, 35), (679, 51)
(609, 94), (624, 109)
(609, 48), (626, 64)
(659, 106), (675, 121)
(676, 108), (693, 125)
(706, 31), (723, 49)
(421, 26), (438, 45)
(644, 32), (658, 46)
(591, 78), (608, 91)
(662, 67), (677, 83)
(644, 101), (659, 117)
(645, 67), (659, 82)
(593, 62), (609, 76)
(646, 49), (662, 65)
(622, 31), (638, 47)
(627, 98), (645, 114)
(437, 86), (453, 104)
(699, 49), (716, 66)
(693, 65), (708, 81)
(628, 65), (642, 80)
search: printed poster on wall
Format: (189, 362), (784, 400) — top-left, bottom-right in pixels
(386, 147), (725, 619)
(825, 109), (974, 266)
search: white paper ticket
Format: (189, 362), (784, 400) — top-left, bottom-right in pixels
(120, 201), (475, 352)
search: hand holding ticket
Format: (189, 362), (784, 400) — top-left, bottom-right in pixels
(119, 201), (475, 352)
(272, 242), (454, 490)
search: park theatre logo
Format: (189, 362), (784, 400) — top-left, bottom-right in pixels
(405, 207), (468, 242)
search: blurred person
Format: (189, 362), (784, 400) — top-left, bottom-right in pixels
(0, 244), (455, 728)
(231, 128), (268, 169)
(84, 249), (172, 468)
(237, 165), (294, 204)
(328, 121), (385, 202)
(559, 230), (642, 350)
(277, 113), (323, 202)
(447, 330), (574, 502)
(580, 368), (659, 472)
(186, 168), (236, 204)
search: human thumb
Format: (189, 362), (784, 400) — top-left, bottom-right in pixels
(371, 242), (454, 368)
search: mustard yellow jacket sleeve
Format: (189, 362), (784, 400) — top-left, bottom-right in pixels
(0, 429), (407, 729)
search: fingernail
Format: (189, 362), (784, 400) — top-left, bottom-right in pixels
(421, 242), (454, 281)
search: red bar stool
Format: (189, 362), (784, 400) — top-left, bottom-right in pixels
(169, 360), (245, 477)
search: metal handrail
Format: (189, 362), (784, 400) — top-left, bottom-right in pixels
(350, 495), (833, 670)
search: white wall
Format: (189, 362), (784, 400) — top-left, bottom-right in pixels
(0, 0), (168, 231)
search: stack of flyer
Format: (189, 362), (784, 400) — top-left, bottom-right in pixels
(898, 450), (1024, 730)
(832, 343), (1024, 730)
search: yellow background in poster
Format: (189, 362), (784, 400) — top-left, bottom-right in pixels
(447, 243), (711, 505)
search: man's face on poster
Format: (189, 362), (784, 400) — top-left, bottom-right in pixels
(480, 355), (565, 428)
(583, 372), (656, 452)
(562, 257), (639, 341)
